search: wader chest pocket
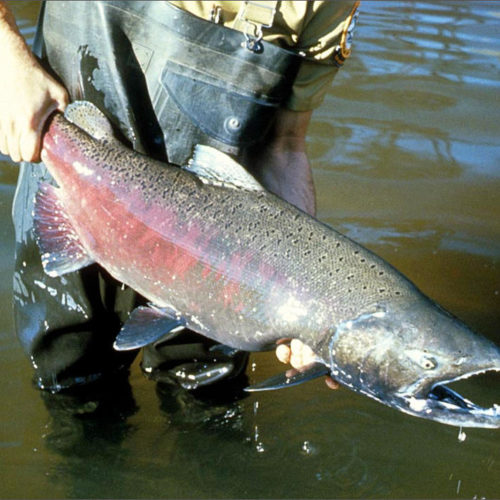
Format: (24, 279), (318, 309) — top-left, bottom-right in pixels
(158, 61), (279, 148)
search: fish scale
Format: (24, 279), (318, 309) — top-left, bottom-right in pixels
(34, 101), (500, 428)
(56, 108), (411, 345)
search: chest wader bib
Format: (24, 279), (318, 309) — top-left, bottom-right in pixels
(12, 1), (303, 392)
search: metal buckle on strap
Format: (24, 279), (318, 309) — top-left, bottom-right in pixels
(210, 5), (223, 24)
(243, 21), (265, 53)
(234, 1), (278, 53)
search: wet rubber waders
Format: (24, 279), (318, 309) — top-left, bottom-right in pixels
(13, 1), (303, 391)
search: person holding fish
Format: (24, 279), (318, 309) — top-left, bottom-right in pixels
(0, 1), (358, 394)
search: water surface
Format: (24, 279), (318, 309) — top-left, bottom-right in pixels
(1, 2), (499, 498)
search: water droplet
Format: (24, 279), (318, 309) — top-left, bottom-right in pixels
(255, 442), (265, 453)
(458, 427), (466, 442)
(301, 440), (317, 456)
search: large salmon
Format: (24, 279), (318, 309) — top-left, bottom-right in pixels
(34, 102), (500, 428)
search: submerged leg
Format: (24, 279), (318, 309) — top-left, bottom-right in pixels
(141, 329), (249, 390)
(12, 162), (137, 392)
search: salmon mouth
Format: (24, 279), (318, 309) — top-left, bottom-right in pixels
(402, 368), (500, 429)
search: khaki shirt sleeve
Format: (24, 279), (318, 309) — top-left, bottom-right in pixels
(286, 1), (360, 111)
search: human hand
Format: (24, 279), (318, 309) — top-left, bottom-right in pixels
(0, 5), (68, 162)
(275, 339), (339, 390)
(0, 52), (68, 163)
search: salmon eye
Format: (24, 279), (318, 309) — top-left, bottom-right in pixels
(405, 349), (438, 370)
(421, 357), (437, 370)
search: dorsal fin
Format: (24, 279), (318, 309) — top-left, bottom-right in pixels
(184, 145), (265, 192)
(64, 101), (116, 142)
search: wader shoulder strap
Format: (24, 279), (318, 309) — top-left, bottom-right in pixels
(233, 1), (279, 52)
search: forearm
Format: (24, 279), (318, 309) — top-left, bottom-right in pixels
(254, 109), (336, 387)
(0, 1), (31, 61)
(0, 1), (17, 28)
(252, 145), (316, 216)
(244, 108), (316, 216)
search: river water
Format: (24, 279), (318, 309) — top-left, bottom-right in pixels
(1, 1), (499, 498)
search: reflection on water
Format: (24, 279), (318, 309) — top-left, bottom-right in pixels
(1, 1), (499, 498)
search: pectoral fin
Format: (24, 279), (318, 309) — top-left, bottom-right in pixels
(113, 305), (185, 351)
(244, 362), (329, 392)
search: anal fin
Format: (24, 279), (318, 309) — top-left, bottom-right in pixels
(34, 182), (94, 277)
(245, 362), (329, 392)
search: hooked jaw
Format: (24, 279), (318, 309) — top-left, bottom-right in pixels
(394, 323), (500, 428)
(326, 302), (500, 429)
(329, 356), (500, 428)
(395, 366), (500, 429)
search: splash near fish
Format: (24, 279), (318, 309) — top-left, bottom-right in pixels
(34, 101), (500, 428)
